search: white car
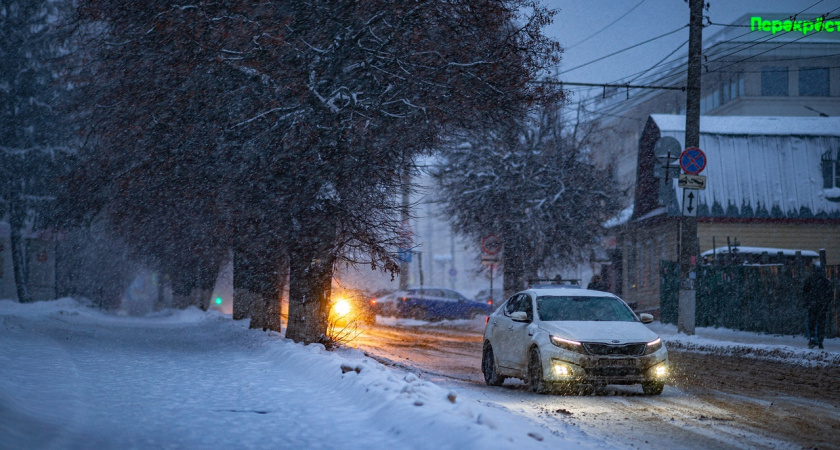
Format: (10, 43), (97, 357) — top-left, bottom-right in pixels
(482, 287), (668, 395)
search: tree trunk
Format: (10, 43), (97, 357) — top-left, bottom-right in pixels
(285, 230), (336, 345)
(232, 250), (253, 320)
(9, 198), (31, 303)
(192, 260), (219, 311)
(502, 237), (526, 301)
(285, 253), (333, 345)
(233, 248), (283, 332)
(170, 269), (194, 309)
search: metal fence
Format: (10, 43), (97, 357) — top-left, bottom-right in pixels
(660, 261), (839, 337)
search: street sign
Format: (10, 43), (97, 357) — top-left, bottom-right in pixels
(481, 234), (502, 255)
(682, 189), (699, 217)
(481, 256), (500, 266)
(654, 136), (682, 166)
(679, 147), (706, 175)
(678, 174), (706, 190)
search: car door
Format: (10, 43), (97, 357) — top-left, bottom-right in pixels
(423, 289), (447, 318)
(492, 294), (526, 368)
(444, 289), (470, 318)
(505, 293), (536, 370)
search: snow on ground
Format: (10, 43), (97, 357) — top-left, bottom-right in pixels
(648, 322), (840, 367)
(4, 299), (837, 449)
(376, 315), (487, 333)
(0, 299), (577, 449)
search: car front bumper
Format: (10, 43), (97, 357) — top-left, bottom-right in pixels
(541, 346), (669, 385)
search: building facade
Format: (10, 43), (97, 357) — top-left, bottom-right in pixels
(615, 115), (840, 311)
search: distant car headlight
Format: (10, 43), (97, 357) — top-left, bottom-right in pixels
(550, 335), (587, 354)
(644, 337), (662, 355)
(333, 299), (352, 317)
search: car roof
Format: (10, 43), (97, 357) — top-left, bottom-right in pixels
(522, 287), (618, 297)
(405, 286), (462, 292)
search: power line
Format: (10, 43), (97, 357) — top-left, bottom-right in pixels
(627, 40), (688, 84)
(565, 0), (647, 50)
(653, 11), (840, 86)
(558, 25), (688, 75)
(539, 80), (688, 91)
(562, 6), (840, 119)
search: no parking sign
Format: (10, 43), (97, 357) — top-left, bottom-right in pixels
(679, 147), (706, 175)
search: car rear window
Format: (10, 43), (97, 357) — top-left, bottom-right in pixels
(536, 296), (636, 322)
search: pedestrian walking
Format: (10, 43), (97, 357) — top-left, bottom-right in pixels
(802, 265), (833, 349)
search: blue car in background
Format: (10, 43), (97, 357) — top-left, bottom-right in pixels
(395, 287), (493, 320)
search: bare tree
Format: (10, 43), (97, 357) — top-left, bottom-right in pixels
(433, 102), (620, 298)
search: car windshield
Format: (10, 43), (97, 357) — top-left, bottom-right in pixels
(536, 296), (637, 322)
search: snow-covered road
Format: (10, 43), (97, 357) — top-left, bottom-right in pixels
(354, 317), (840, 449)
(0, 299), (580, 449)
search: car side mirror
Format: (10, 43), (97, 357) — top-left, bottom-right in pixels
(511, 311), (528, 322)
(639, 313), (654, 324)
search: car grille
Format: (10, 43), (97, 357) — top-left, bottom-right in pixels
(589, 367), (642, 377)
(582, 342), (645, 356)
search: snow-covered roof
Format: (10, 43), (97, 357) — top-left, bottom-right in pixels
(701, 246), (820, 257)
(650, 114), (840, 137)
(649, 115), (840, 218)
(603, 205), (633, 228)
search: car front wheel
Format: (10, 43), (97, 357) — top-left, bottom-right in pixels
(642, 381), (665, 395)
(482, 342), (505, 386)
(528, 347), (550, 394)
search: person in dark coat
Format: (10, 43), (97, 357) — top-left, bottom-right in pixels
(802, 266), (833, 349)
(587, 274), (608, 292)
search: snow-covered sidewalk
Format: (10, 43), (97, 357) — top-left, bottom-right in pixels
(649, 321), (840, 367)
(0, 299), (574, 449)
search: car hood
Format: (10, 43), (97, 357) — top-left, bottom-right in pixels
(539, 321), (659, 344)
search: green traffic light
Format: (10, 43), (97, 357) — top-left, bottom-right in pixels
(215, 297), (223, 305)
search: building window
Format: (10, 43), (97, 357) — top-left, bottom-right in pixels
(823, 149), (840, 189)
(761, 67), (788, 96)
(800, 67), (830, 97)
(723, 73), (744, 104)
(627, 244), (636, 289)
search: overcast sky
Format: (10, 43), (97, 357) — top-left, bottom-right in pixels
(541, 0), (830, 104)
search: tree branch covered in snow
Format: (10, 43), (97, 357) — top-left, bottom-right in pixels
(432, 102), (620, 293)
(60, 0), (561, 342)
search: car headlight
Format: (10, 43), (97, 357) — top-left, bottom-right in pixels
(649, 362), (668, 379)
(333, 299), (352, 317)
(550, 335), (587, 354)
(643, 337), (662, 355)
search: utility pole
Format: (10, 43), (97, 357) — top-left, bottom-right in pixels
(679, 0), (703, 335)
(399, 167), (410, 290)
